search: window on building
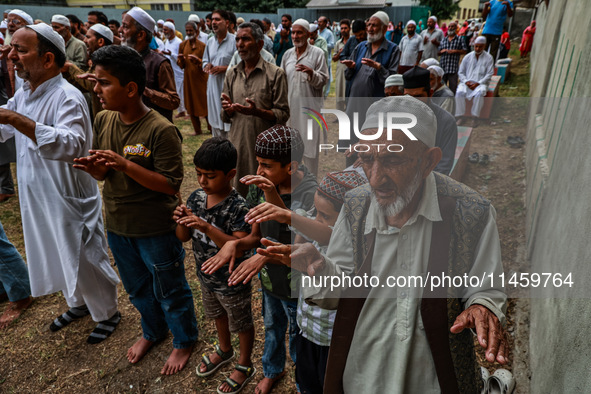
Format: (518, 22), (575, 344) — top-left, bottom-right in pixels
(463, 8), (467, 20)
(151, 4), (165, 11)
(169, 4), (183, 11)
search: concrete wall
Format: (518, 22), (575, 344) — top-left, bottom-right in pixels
(526, 0), (591, 392)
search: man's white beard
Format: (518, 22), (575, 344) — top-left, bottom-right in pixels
(367, 30), (383, 43)
(373, 169), (423, 218)
(187, 34), (195, 40)
(293, 39), (306, 48)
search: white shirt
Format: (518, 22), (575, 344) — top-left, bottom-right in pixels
(0, 74), (119, 298)
(281, 44), (328, 158)
(203, 33), (236, 130)
(399, 33), (425, 66)
(458, 50), (495, 86)
(163, 36), (183, 80)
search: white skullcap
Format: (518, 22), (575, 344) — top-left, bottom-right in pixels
(406, 19), (416, 28)
(157, 19), (164, 25)
(90, 23), (113, 42)
(51, 14), (70, 27)
(428, 65), (444, 77)
(385, 74), (404, 87)
(428, 16), (437, 23)
(163, 21), (175, 31)
(0, 21), (6, 29)
(9, 9), (33, 25)
(292, 18), (310, 32)
(421, 58), (440, 67)
(362, 95), (437, 148)
(127, 6), (155, 33)
(309, 23), (318, 33)
(188, 14), (200, 23)
(371, 11), (389, 26)
(475, 35), (487, 44)
(26, 23), (65, 55)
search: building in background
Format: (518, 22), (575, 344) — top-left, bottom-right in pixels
(65, 0), (192, 11)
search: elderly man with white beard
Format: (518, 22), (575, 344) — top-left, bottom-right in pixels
(261, 95), (508, 393)
(340, 11), (400, 166)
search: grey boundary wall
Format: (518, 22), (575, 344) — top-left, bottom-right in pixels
(526, 0), (591, 392)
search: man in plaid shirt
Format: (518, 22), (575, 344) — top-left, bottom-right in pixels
(438, 21), (467, 93)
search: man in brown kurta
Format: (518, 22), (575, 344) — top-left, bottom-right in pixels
(178, 21), (209, 135)
(221, 23), (289, 196)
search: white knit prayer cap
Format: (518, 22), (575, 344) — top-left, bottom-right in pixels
(428, 65), (444, 78)
(127, 7), (155, 33)
(8, 9), (33, 25)
(51, 14), (70, 27)
(474, 35), (487, 44)
(309, 23), (318, 33)
(421, 58), (440, 67)
(90, 23), (114, 43)
(385, 74), (404, 87)
(371, 11), (389, 26)
(406, 19), (416, 28)
(361, 95), (437, 148)
(26, 23), (66, 55)
(188, 14), (200, 23)
(428, 16), (437, 23)
(157, 19), (164, 25)
(292, 18), (310, 32)
(163, 21), (175, 31)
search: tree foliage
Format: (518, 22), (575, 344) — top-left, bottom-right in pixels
(195, 0), (308, 14)
(418, 0), (462, 21)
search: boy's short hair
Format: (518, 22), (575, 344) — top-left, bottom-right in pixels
(91, 45), (146, 95)
(318, 170), (367, 211)
(255, 125), (305, 167)
(108, 19), (120, 28)
(193, 137), (237, 174)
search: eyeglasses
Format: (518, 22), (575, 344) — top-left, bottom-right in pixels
(7, 18), (23, 25)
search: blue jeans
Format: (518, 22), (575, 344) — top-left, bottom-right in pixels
(0, 220), (31, 301)
(108, 231), (198, 348)
(262, 290), (297, 378)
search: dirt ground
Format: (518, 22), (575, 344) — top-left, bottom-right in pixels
(0, 52), (531, 393)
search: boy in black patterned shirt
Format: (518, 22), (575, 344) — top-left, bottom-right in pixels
(174, 137), (256, 393)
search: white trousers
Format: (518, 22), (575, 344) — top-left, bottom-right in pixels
(175, 75), (185, 113)
(455, 83), (488, 117)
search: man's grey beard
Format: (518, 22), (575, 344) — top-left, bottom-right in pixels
(373, 169), (423, 218)
(187, 34), (195, 40)
(122, 34), (137, 49)
(293, 39), (306, 48)
(367, 30), (383, 43)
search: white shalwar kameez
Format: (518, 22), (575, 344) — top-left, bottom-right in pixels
(163, 36), (185, 113)
(0, 74), (119, 322)
(455, 50), (494, 117)
(281, 44), (328, 161)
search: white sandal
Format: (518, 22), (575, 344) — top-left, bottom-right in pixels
(487, 368), (516, 394)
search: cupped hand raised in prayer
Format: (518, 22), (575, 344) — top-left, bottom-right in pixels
(245, 202), (291, 225)
(295, 64), (314, 77)
(361, 58), (381, 70)
(340, 59), (356, 69)
(87, 149), (129, 172)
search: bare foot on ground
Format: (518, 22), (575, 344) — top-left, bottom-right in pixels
(254, 370), (286, 394)
(161, 346), (193, 375)
(127, 337), (155, 363)
(0, 296), (33, 329)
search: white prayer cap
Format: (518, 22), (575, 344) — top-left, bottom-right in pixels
(428, 16), (437, 23)
(90, 23), (113, 43)
(188, 14), (200, 23)
(310, 23), (318, 33)
(163, 21), (175, 31)
(406, 19), (416, 28)
(292, 18), (310, 32)
(362, 95), (437, 148)
(385, 74), (404, 87)
(26, 23), (66, 56)
(421, 58), (440, 67)
(8, 9), (33, 25)
(0, 21), (6, 29)
(4, 9), (11, 14)
(428, 65), (444, 77)
(127, 7), (155, 33)
(371, 11), (389, 26)
(51, 14), (70, 27)
(157, 19), (164, 25)
(475, 35), (487, 44)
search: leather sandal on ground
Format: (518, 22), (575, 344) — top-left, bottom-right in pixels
(196, 344), (235, 377)
(469, 152), (480, 163)
(479, 154), (490, 165)
(217, 364), (256, 394)
(487, 368), (515, 394)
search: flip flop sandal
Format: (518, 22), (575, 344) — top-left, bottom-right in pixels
(196, 344), (235, 377)
(469, 153), (480, 163)
(487, 368), (515, 394)
(514, 136), (525, 144)
(506, 136), (521, 146)
(217, 364), (256, 394)
(480, 367), (490, 394)
(479, 154), (490, 165)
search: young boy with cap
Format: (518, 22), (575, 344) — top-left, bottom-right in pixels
(249, 170), (367, 394)
(74, 45), (197, 375)
(203, 125), (318, 394)
(174, 137), (256, 394)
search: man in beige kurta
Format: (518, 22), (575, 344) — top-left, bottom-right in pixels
(221, 23), (289, 196)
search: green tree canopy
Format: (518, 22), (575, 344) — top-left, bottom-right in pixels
(418, 0), (461, 21)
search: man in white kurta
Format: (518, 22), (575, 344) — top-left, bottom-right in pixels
(203, 10), (235, 139)
(455, 36), (494, 127)
(0, 25), (119, 342)
(162, 22), (185, 116)
(281, 19), (328, 176)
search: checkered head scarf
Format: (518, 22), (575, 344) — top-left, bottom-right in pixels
(255, 125), (305, 163)
(318, 171), (367, 205)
